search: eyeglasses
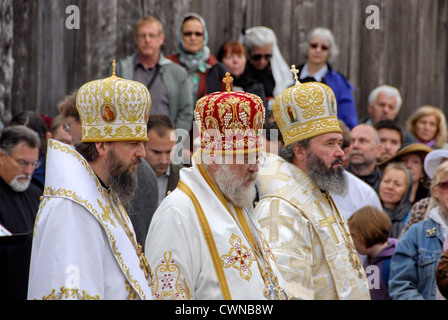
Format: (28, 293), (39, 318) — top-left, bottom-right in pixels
(136, 33), (161, 40)
(7, 154), (41, 170)
(309, 43), (330, 51)
(438, 181), (448, 190)
(251, 54), (273, 61)
(63, 121), (72, 134)
(182, 31), (204, 37)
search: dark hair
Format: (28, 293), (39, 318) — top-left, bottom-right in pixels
(75, 142), (99, 162)
(278, 139), (310, 163)
(263, 122), (284, 144)
(0, 125), (40, 155)
(374, 119), (404, 145)
(8, 111), (49, 158)
(338, 120), (352, 150)
(147, 114), (174, 137)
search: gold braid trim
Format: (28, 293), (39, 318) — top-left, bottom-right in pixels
(177, 180), (232, 300)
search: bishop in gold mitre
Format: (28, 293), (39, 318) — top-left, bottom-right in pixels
(254, 66), (371, 300)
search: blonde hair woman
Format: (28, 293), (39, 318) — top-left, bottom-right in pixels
(389, 161), (448, 300)
(407, 105), (448, 149)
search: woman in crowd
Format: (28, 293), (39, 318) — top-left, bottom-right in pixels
(407, 105), (448, 149)
(378, 162), (412, 238)
(400, 149), (448, 237)
(389, 161), (448, 300)
(379, 143), (433, 205)
(348, 205), (398, 300)
(241, 26), (293, 109)
(166, 12), (227, 103)
(295, 27), (358, 130)
(217, 41), (266, 103)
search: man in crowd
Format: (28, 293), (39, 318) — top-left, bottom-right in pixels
(374, 119), (404, 163)
(145, 74), (287, 300)
(0, 125), (42, 300)
(362, 85), (402, 125)
(116, 15), (193, 133)
(27, 64), (154, 300)
(145, 114), (183, 206)
(255, 70), (370, 300)
(346, 123), (383, 193)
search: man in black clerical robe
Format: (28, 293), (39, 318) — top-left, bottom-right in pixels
(0, 125), (43, 300)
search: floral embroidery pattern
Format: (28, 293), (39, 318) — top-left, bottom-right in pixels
(41, 286), (100, 300)
(152, 251), (191, 300)
(221, 234), (256, 282)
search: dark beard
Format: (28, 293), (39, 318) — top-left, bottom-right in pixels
(107, 150), (140, 206)
(306, 150), (348, 196)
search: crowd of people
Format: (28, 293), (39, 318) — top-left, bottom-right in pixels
(0, 13), (447, 301)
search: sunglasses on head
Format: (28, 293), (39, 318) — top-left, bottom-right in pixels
(438, 181), (448, 190)
(182, 31), (204, 37)
(251, 54), (273, 61)
(309, 43), (329, 51)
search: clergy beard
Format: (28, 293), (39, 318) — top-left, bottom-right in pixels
(9, 175), (31, 192)
(214, 165), (257, 208)
(106, 149), (140, 206)
(306, 150), (348, 196)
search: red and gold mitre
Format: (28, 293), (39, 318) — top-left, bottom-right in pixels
(194, 73), (265, 155)
(273, 65), (342, 147)
(76, 61), (151, 142)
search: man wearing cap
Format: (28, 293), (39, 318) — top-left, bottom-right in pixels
(255, 67), (370, 300)
(27, 65), (153, 300)
(145, 73), (287, 300)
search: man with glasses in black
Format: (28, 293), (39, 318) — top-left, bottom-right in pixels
(0, 125), (43, 300)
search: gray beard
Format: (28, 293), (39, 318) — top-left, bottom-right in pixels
(306, 151), (348, 196)
(214, 165), (257, 208)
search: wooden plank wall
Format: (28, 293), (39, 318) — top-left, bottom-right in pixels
(0, 0), (447, 128)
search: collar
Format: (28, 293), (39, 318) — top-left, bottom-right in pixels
(300, 63), (328, 82)
(133, 53), (172, 70)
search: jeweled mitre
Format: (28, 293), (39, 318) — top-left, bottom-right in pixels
(76, 61), (151, 142)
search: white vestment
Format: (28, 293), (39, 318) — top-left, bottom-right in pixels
(28, 140), (153, 300)
(255, 153), (370, 300)
(145, 153), (287, 300)
(332, 171), (383, 221)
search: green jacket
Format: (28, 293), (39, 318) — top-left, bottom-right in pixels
(116, 53), (194, 132)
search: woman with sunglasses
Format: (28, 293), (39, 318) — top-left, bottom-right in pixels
(166, 12), (227, 103)
(296, 27), (358, 130)
(389, 161), (448, 300)
(241, 27), (293, 110)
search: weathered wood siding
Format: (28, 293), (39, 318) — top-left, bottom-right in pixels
(1, 0), (447, 127)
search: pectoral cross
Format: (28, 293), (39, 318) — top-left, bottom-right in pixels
(290, 65), (300, 85)
(223, 72), (233, 93)
(315, 200), (339, 244)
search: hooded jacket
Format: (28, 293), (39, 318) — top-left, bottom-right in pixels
(363, 238), (399, 300)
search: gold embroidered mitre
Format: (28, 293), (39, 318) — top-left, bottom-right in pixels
(273, 65), (341, 147)
(76, 61), (151, 142)
(194, 72), (265, 155)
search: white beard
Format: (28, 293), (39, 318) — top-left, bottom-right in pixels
(214, 165), (257, 208)
(9, 175), (31, 192)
